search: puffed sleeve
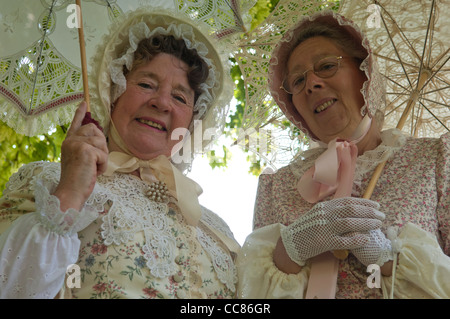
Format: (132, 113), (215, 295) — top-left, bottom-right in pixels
(382, 223), (450, 298)
(0, 162), (99, 298)
(236, 223), (310, 299)
(383, 134), (450, 299)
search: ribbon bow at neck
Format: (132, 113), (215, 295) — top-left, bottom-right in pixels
(297, 139), (358, 203)
(297, 115), (372, 203)
(104, 152), (203, 226)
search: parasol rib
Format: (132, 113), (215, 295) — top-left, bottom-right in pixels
(376, 1), (413, 89)
(420, 101), (450, 133)
(376, 1), (422, 64)
(224, 0), (246, 32)
(383, 96), (408, 118)
(414, 0), (435, 92)
(364, 68), (431, 199)
(430, 48), (450, 72)
(374, 53), (418, 70)
(422, 53), (450, 91)
(383, 74), (412, 93)
(30, 1), (57, 114)
(423, 86), (450, 95)
(421, 97), (450, 109)
(424, 0), (436, 68)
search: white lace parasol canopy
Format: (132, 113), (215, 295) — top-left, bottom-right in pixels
(339, 0), (450, 138)
(0, 0), (254, 136)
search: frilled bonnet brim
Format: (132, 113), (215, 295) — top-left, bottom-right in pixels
(88, 7), (234, 152)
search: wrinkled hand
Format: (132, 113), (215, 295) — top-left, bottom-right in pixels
(53, 102), (108, 211)
(281, 197), (385, 266)
(351, 228), (393, 266)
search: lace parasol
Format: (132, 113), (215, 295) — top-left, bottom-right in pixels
(339, 0), (450, 138)
(0, 0), (252, 136)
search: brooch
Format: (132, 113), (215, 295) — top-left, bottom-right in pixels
(146, 181), (170, 203)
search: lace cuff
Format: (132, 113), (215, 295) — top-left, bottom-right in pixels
(236, 224), (310, 298)
(376, 235), (394, 267)
(34, 177), (99, 236)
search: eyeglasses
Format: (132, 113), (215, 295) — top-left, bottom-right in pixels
(281, 56), (346, 95)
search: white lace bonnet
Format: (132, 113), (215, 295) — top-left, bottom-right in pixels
(268, 11), (385, 141)
(88, 7), (233, 152)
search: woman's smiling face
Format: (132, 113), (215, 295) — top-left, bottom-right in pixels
(286, 36), (367, 143)
(109, 53), (194, 160)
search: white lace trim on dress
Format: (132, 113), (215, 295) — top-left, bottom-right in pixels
(5, 162), (237, 290)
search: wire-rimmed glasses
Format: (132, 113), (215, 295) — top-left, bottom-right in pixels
(281, 56), (347, 95)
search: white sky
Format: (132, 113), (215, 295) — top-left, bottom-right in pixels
(187, 143), (259, 245)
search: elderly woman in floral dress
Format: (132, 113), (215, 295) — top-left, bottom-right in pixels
(0, 8), (239, 299)
(236, 11), (450, 299)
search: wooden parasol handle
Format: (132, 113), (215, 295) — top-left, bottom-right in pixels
(333, 69), (431, 260)
(363, 68), (431, 199)
(75, 0), (90, 112)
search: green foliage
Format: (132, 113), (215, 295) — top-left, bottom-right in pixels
(0, 122), (67, 197)
(206, 145), (231, 170)
(248, 0), (280, 31)
(203, 0), (281, 175)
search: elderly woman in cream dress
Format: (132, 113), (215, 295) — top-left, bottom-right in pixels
(0, 8), (239, 299)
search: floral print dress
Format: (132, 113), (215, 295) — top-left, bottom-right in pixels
(0, 161), (238, 299)
(237, 130), (450, 299)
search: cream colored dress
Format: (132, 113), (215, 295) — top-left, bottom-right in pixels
(0, 161), (238, 299)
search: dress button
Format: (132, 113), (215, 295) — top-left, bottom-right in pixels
(173, 273), (184, 283)
(176, 289), (187, 298)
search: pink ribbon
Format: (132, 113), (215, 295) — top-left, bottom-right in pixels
(297, 139), (358, 203)
(297, 114), (372, 203)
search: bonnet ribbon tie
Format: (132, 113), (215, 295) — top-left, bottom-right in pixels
(104, 153), (241, 254)
(297, 114), (372, 203)
(103, 121), (202, 226)
(104, 152), (203, 226)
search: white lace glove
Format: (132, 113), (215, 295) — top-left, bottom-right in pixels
(350, 229), (393, 266)
(280, 197), (385, 266)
